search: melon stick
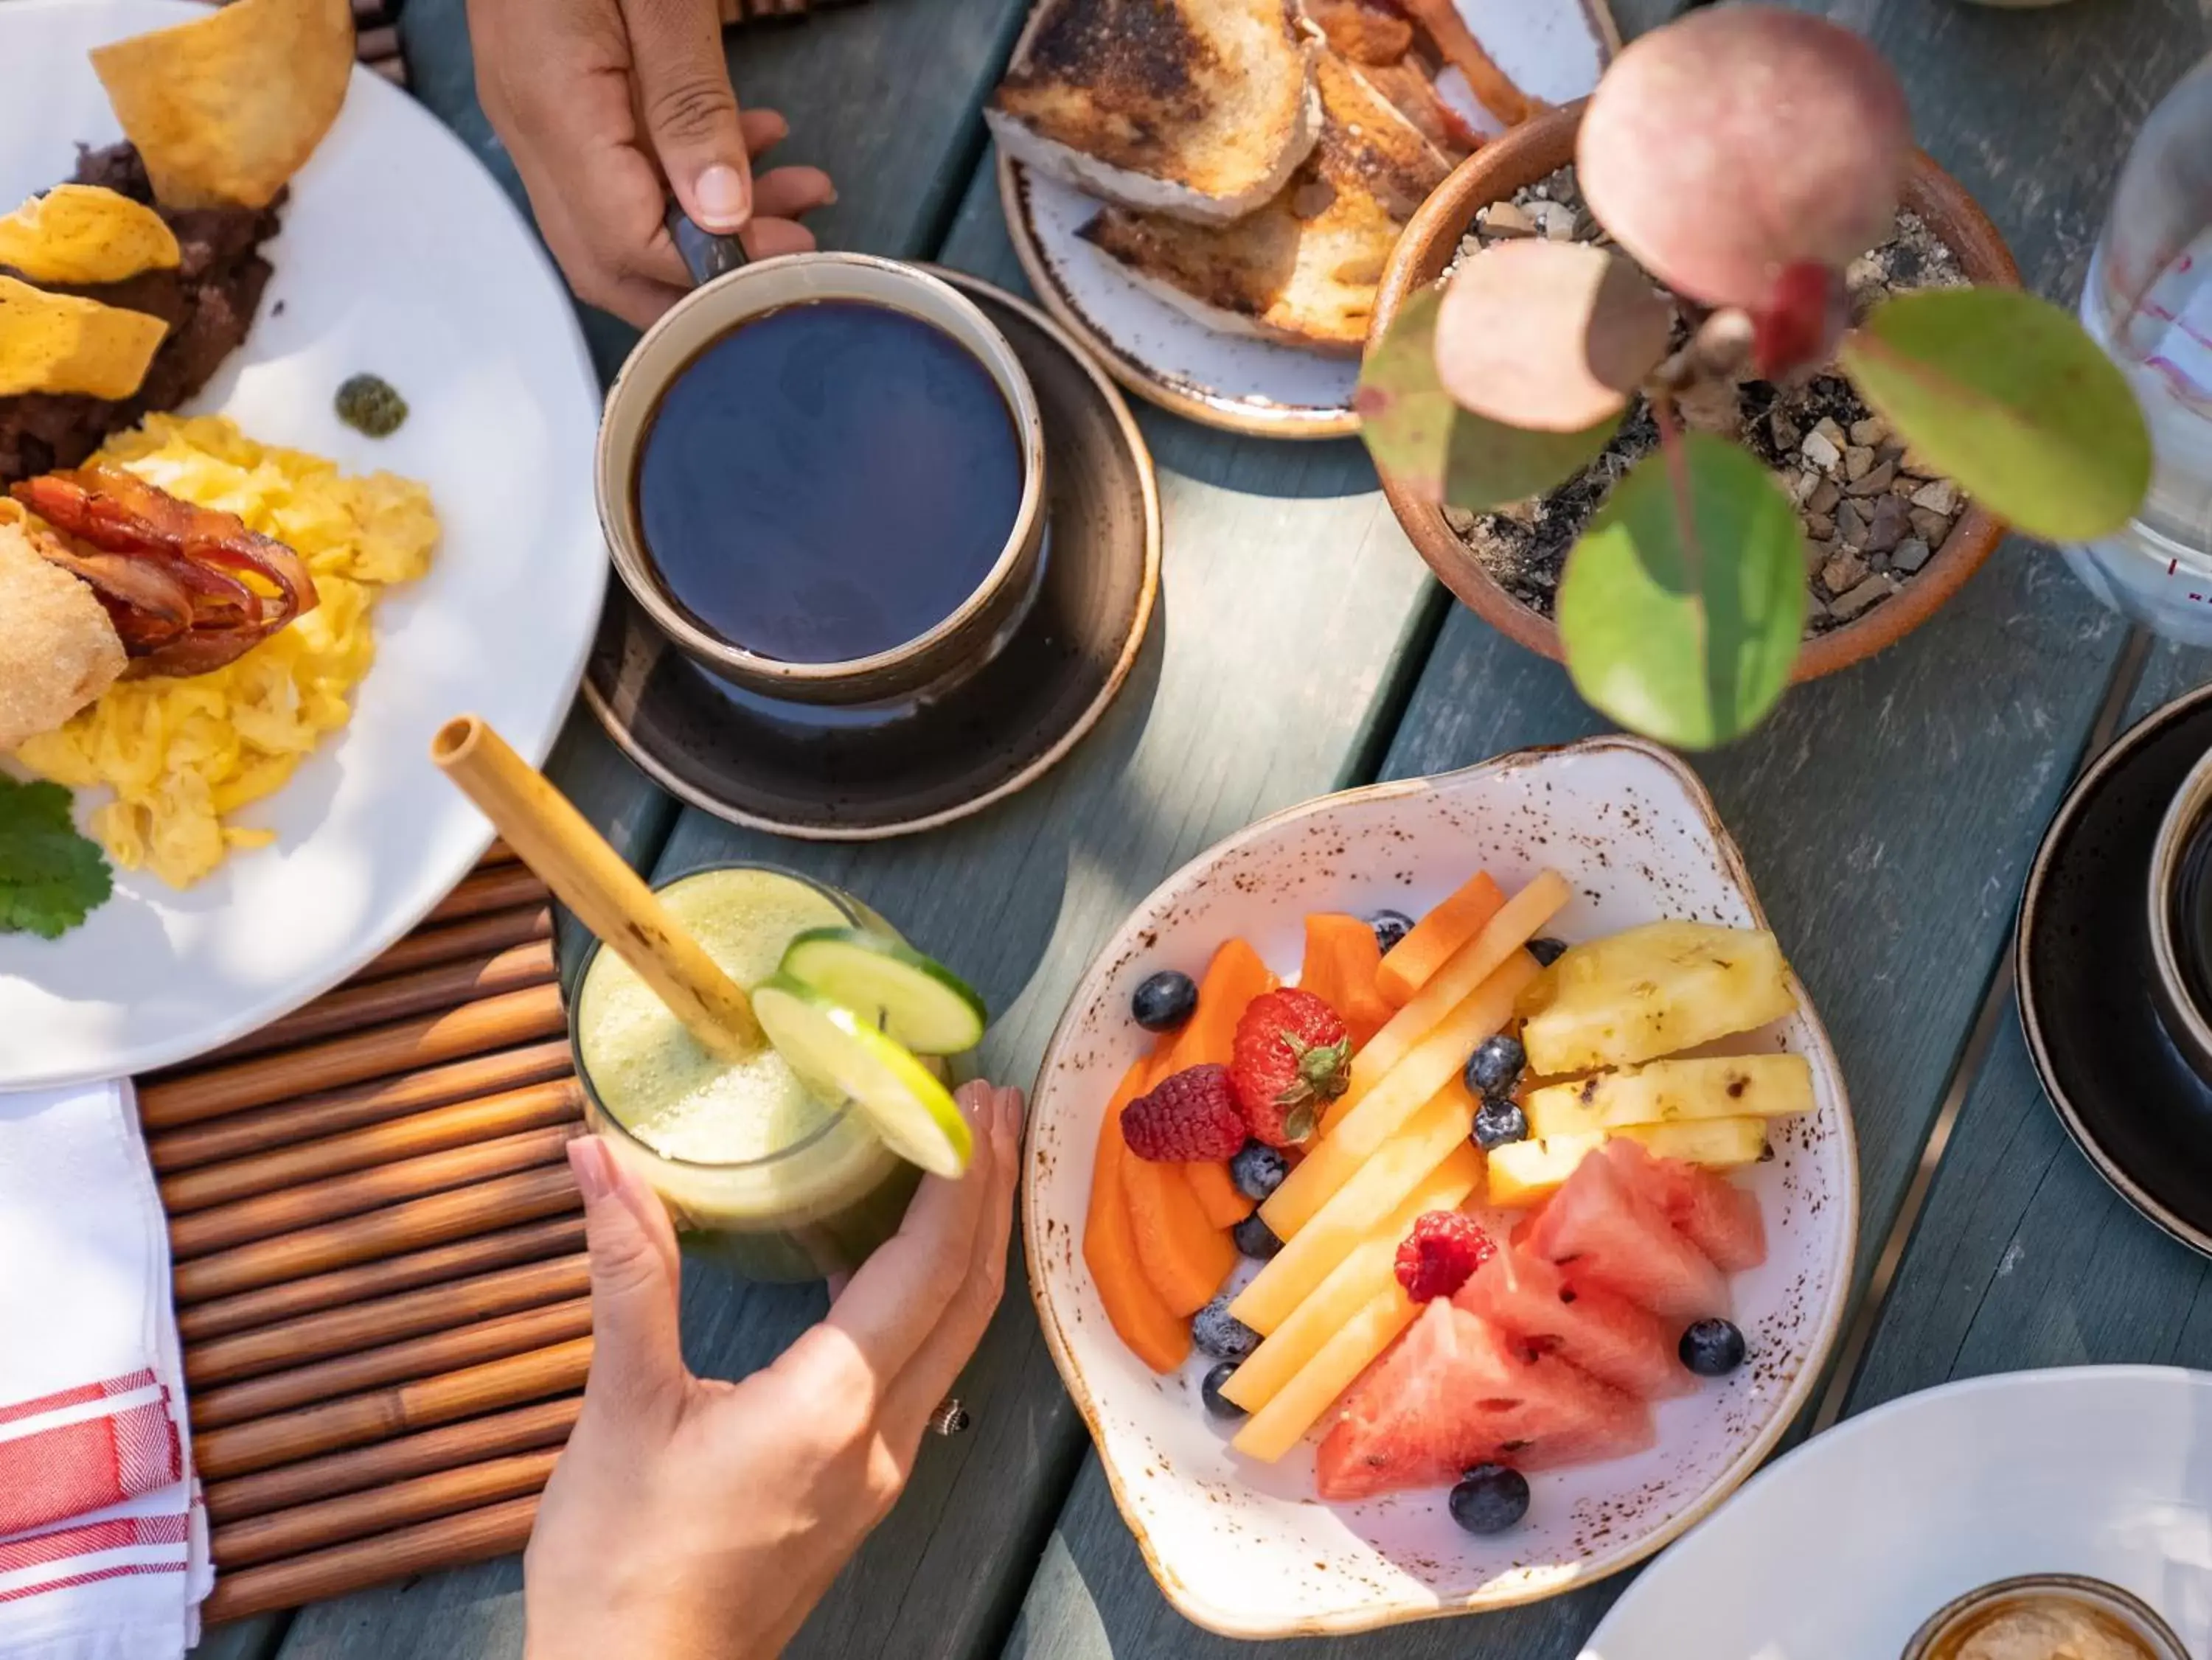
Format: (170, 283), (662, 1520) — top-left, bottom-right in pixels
(1232, 1098), (1481, 1333)
(1318, 870), (1571, 1137)
(1266, 952), (1537, 1240)
(1219, 1148), (1483, 1412)
(1231, 1287), (1411, 1463)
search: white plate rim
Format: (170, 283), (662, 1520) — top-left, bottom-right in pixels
(1020, 733), (1861, 1637)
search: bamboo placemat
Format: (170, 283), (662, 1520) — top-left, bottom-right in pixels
(141, 845), (591, 1624)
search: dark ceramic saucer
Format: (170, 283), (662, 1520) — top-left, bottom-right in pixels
(583, 270), (1160, 839)
(2019, 681), (2212, 1254)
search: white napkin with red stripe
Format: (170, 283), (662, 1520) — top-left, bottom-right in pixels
(0, 1081), (211, 1659)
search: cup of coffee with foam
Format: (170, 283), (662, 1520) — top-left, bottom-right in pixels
(597, 227), (1047, 705)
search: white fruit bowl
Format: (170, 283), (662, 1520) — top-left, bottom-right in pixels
(1022, 736), (1859, 1639)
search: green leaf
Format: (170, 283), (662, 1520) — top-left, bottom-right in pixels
(1839, 287), (2152, 541)
(1357, 287), (1618, 511)
(0, 775), (112, 940)
(1557, 434), (1806, 749)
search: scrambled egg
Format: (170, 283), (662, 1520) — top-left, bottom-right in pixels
(15, 414), (438, 887)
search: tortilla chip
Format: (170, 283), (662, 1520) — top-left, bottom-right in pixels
(0, 186), (181, 286)
(0, 276), (169, 399)
(90, 0), (354, 211)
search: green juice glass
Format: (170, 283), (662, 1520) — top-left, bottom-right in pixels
(568, 863), (947, 1283)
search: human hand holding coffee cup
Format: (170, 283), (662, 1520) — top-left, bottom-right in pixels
(599, 209), (1050, 707)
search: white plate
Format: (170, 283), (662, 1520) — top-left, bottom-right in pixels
(1585, 1366), (2212, 1658)
(1023, 736), (1859, 1638)
(0, 0), (603, 1087)
(998, 0), (1617, 439)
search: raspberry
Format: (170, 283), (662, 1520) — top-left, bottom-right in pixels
(1394, 1211), (1495, 1302)
(1121, 1064), (1247, 1162)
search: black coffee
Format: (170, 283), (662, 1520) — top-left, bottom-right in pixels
(636, 300), (1024, 665)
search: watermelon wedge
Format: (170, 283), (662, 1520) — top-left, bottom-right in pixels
(1525, 1145), (1729, 1322)
(1315, 1302), (1655, 1501)
(1601, 1139), (1767, 1272)
(1455, 1247), (1694, 1399)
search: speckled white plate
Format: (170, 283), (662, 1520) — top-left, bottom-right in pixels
(1023, 736), (1859, 1638)
(996, 0), (1618, 439)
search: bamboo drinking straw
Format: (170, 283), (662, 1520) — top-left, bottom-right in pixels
(431, 716), (762, 1057)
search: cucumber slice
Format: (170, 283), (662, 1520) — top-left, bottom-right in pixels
(753, 974), (973, 1177)
(779, 928), (987, 1056)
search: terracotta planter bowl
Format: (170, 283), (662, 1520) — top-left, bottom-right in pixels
(1368, 104), (2017, 681)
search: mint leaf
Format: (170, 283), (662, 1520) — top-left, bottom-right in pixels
(0, 775), (113, 940)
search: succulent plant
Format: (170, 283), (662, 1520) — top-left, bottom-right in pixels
(1358, 4), (2154, 748)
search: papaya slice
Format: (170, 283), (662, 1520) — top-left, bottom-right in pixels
(1084, 1058), (1190, 1373)
(1124, 1155), (1239, 1317)
(1298, 913), (1394, 1050)
(1377, 871), (1506, 1007)
(1183, 1159), (1256, 1227)
(1321, 870), (1572, 1137)
(1163, 938), (1279, 1074)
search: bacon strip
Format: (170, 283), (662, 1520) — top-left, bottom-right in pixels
(9, 466), (317, 679)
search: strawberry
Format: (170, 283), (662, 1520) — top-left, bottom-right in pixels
(1230, 988), (1352, 1146)
(1394, 1211), (1495, 1302)
(1121, 1064), (1247, 1162)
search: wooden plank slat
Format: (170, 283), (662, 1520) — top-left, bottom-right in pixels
(206, 1398), (583, 1524)
(209, 941), (557, 1064)
(181, 1216), (587, 1343)
(170, 1125), (582, 1259)
(161, 1078), (583, 1213)
(215, 1450), (563, 1569)
(145, 984), (568, 1128)
(195, 1339), (593, 1479)
(204, 1497), (540, 1625)
(192, 1300), (594, 1429)
(1846, 638), (2212, 1415)
(153, 1042), (575, 1174)
(423, 866), (549, 927)
(187, 1255), (592, 1387)
(175, 1166), (580, 1305)
(349, 905), (551, 986)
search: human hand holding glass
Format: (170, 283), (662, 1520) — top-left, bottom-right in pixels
(522, 1081), (1023, 1660)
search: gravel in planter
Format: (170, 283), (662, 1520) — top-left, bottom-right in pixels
(1439, 167), (1971, 638)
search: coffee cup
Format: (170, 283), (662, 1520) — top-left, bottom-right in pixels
(2146, 743), (2212, 1077)
(597, 231), (1047, 707)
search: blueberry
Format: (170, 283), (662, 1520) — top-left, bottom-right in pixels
(1449, 1464), (1529, 1534)
(1368, 909), (1416, 954)
(1527, 937), (1568, 967)
(1232, 1213), (1283, 1260)
(1472, 1100), (1529, 1151)
(1201, 1361), (1248, 1420)
(1132, 970), (1199, 1032)
(1192, 1294), (1259, 1361)
(1680, 1318), (1747, 1377)
(1230, 1142), (1290, 1202)
(1463, 1034), (1526, 1098)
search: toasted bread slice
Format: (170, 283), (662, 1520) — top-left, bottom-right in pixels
(1077, 52), (1450, 354)
(988, 0), (1323, 225)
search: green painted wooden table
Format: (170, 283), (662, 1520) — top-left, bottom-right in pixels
(192, 0), (2212, 1654)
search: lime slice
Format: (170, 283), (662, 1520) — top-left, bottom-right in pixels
(779, 928), (987, 1056)
(753, 974), (973, 1176)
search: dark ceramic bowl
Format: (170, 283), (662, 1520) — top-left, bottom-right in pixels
(2020, 683), (2212, 1253)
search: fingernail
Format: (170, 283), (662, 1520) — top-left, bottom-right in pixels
(822, 185), (838, 206)
(1005, 1087), (1029, 1132)
(695, 164), (749, 228)
(568, 1136), (615, 1201)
